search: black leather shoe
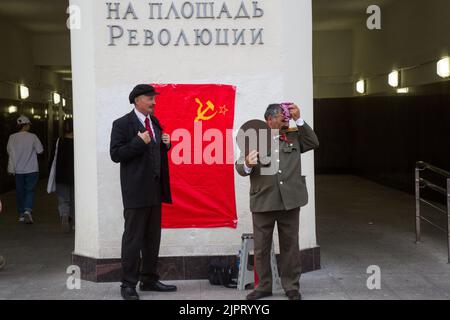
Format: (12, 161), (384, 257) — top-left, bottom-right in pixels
(121, 286), (140, 300)
(286, 290), (302, 300)
(246, 290), (272, 300)
(139, 281), (177, 292)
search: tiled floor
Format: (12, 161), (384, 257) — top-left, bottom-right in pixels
(1, 175), (450, 300)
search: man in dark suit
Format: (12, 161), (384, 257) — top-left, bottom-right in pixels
(110, 84), (175, 300)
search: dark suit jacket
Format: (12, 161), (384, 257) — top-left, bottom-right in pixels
(110, 110), (172, 209)
(49, 137), (74, 185)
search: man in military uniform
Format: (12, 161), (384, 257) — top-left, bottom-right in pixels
(235, 103), (319, 300)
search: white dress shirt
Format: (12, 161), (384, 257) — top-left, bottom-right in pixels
(134, 108), (156, 138)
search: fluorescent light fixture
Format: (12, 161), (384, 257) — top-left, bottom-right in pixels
(397, 87), (409, 94)
(388, 70), (399, 87)
(45, 109), (48, 116)
(53, 92), (61, 104)
(19, 85), (29, 100)
(356, 80), (366, 94)
(31, 108), (35, 115)
(8, 105), (18, 114)
(33, 115), (41, 120)
(62, 98), (66, 107)
(437, 57), (450, 78)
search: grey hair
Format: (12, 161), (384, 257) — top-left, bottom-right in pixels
(264, 104), (282, 121)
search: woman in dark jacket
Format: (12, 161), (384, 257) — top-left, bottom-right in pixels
(50, 119), (74, 232)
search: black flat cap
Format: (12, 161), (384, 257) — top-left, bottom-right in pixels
(129, 84), (160, 104)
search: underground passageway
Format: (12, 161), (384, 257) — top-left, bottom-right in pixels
(0, 179), (74, 298)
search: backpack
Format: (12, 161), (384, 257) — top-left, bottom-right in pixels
(208, 259), (237, 289)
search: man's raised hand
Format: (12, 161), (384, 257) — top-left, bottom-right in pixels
(288, 104), (301, 121)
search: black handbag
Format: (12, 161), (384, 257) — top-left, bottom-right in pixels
(208, 259), (237, 289)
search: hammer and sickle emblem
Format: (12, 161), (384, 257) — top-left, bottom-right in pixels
(194, 98), (218, 122)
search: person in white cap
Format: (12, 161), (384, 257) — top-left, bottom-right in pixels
(6, 115), (44, 224)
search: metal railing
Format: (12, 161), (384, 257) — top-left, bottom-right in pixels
(415, 161), (450, 263)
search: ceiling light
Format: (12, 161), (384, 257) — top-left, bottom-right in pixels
(19, 85), (29, 100)
(388, 70), (399, 87)
(8, 105), (18, 114)
(437, 57), (450, 78)
(53, 92), (61, 104)
(356, 80), (366, 94)
(397, 88), (409, 94)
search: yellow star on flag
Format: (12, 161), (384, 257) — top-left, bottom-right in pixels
(219, 105), (229, 115)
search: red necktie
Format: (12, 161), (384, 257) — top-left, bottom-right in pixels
(144, 117), (155, 140)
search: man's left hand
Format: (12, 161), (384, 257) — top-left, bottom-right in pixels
(162, 133), (170, 145)
(288, 104), (301, 121)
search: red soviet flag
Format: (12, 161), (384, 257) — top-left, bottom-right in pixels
(152, 84), (237, 228)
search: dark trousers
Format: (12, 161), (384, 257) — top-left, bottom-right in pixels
(252, 207), (301, 293)
(121, 205), (162, 288)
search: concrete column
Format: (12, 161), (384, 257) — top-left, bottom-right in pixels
(70, 0), (99, 260)
(70, 0), (319, 280)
